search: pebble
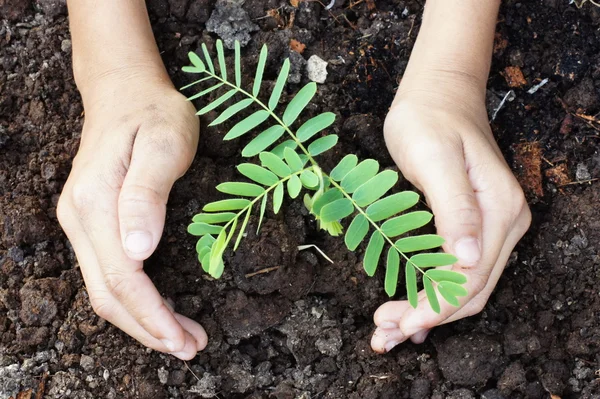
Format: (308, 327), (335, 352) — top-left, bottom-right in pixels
(60, 39), (71, 53)
(79, 354), (94, 372)
(307, 55), (328, 84)
(576, 163), (591, 181)
(158, 366), (169, 385)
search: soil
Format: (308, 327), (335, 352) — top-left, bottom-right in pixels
(1, 0), (600, 398)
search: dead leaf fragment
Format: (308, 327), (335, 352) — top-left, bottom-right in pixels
(290, 0), (299, 7)
(503, 66), (528, 88)
(290, 39), (306, 54)
(513, 141), (543, 200)
(545, 163), (571, 186)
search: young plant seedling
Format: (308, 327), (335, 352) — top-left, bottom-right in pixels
(181, 40), (468, 313)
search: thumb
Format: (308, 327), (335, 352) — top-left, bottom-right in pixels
(413, 146), (482, 266)
(119, 131), (195, 261)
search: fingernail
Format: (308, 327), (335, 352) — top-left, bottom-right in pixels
(385, 340), (399, 353)
(454, 237), (481, 265)
(125, 231), (153, 254)
(380, 321), (398, 329)
(171, 351), (196, 360)
(411, 329), (431, 344)
(161, 339), (176, 352)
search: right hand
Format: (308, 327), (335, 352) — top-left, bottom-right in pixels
(57, 71), (206, 360)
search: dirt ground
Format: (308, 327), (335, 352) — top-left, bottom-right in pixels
(1, 0), (600, 398)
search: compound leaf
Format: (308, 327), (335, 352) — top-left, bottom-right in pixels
(187, 51), (206, 71)
(216, 39), (227, 80)
(437, 283), (460, 307)
(234, 40), (241, 87)
(195, 234), (216, 253)
(224, 110), (270, 140)
(196, 89), (237, 115)
(423, 277), (440, 313)
(425, 269), (467, 284)
(269, 58), (290, 110)
(380, 211), (433, 237)
(340, 159), (379, 193)
(217, 182), (265, 197)
(385, 247), (400, 296)
(395, 234), (445, 253)
(284, 147), (303, 172)
(201, 43), (215, 74)
(300, 170), (319, 188)
(352, 170), (398, 207)
(297, 112), (336, 142)
(308, 135), (338, 156)
(364, 231), (384, 276)
(405, 263), (418, 308)
(253, 44), (268, 96)
(330, 154), (358, 181)
(287, 174), (302, 198)
(203, 199), (251, 212)
(237, 163), (279, 186)
(312, 188), (342, 215)
(210, 98), (253, 126)
(283, 82), (317, 125)
(365, 191), (420, 222)
(193, 212), (236, 224)
(242, 125), (285, 157)
(188, 83), (224, 101)
(260, 152), (292, 177)
(344, 214), (369, 251)
(188, 222), (223, 236)
(271, 140), (297, 158)
(320, 198), (353, 223)
(273, 182), (284, 214)
(410, 253), (458, 268)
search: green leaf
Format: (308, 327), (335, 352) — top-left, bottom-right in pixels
(312, 188), (342, 215)
(209, 230), (227, 277)
(233, 208), (251, 250)
(438, 281), (468, 297)
(395, 234), (445, 252)
(320, 198), (353, 223)
(345, 214), (369, 251)
(216, 39), (227, 80)
(282, 82), (317, 125)
(437, 283), (460, 307)
(271, 140), (298, 158)
(182, 66), (204, 74)
(284, 147), (303, 172)
(260, 152), (292, 177)
(234, 40), (241, 87)
(188, 222), (222, 236)
(340, 159), (379, 193)
(195, 234), (216, 252)
(405, 263), (418, 308)
(385, 248), (400, 297)
(187, 51), (206, 71)
(287, 174), (302, 198)
(364, 231), (384, 276)
(242, 125), (285, 157)
(380, 211), (433, 237)
(200, 250), (211, 273)
(269, 58), (290, 110)
(237, 163), (279, 186)
(273, 182), (284, 214)
(224, 110), (270, 140)
(193, 212), (236, 224)
(209, 98), (254, 126)
(201, 43), (215, 74)
(196, 89), (237, 115)
(423, 277), (440, 313)
(203, 199), (251, 212)
(253, 44), (268, 97)
(330, 154), (358, 181)
(425, 269), (467, 284)
(365, 191), (420, 222)
(217, 182), (265, 197)
(181, 76), (212, 90)
(187, 83), (225, 101)
(308, 135), (338, 156)
(297, 112), (336, 142)
(257, 192), (268, 234)
(300, 170), (319, 188)
(352, 170), (398, 207)
(225, 213), (238, 247)
(198, 245), (210, 263)
(409, 253), (459, 268)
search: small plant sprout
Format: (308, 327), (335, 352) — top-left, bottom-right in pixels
(182, 40), (468, 313)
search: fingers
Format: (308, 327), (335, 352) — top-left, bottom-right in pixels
(119, 122), (198, 261)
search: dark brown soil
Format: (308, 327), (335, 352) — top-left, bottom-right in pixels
(1, 0), (600, 398)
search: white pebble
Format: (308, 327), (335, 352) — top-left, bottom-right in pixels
(307, 55), (328, 84)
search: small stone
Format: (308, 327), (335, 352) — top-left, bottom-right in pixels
(307, 55), (328, 84)
(80, 354), (95, 372)
(60, 39), (71, 53)
(315, 329), (342, 357)
(158, 367), (169, 385)
(206, 0), (259, 49)
(103, 369), (110, 381)
(576, 163), (591, 181)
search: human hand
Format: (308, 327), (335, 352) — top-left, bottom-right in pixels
(57, 71), (206, 360)
(370, 80), (531, 353)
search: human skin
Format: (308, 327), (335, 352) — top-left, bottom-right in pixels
(58, 0), (530, 358)
(371, 0), (531, 352)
